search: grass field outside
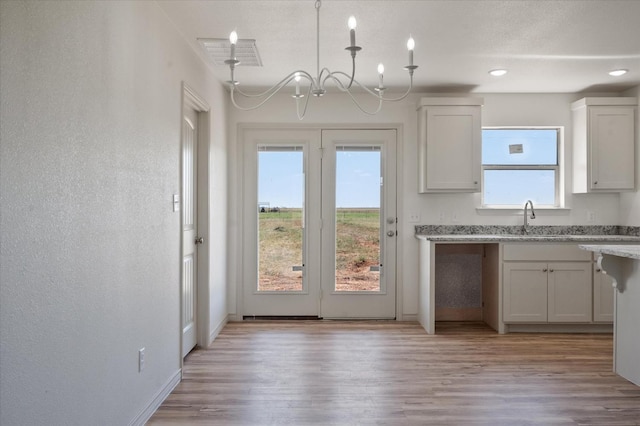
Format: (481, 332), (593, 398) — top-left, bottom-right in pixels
(258, 208), (380, 291)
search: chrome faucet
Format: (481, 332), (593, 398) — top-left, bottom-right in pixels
(523, 200), (536, 234)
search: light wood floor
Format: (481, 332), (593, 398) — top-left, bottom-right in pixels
(148, 321), (640, 425)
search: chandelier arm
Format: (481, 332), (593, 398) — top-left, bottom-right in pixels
(326, 71), (384, 98)
(232, 71), (314, 98)
(317, 67), (333, 92)
(327, 71), (415, 102)
(378, 76), (414, 102)
(295, 85), (313, 120)
(323, 73), (384, 115)
(344, 90), (384, 116)
(346, 55), (356, 89)
(230, 77), (296, 111)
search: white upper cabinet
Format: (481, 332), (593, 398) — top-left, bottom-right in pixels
(417, 97), (483, 193)
(572, 97), (637, 193)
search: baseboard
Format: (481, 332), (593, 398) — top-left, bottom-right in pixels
(227, 313), (242, 322)
(129, 369), (181, 426)
(435, 307), (482, 322)
(209, 314), (229, 345)
(506, 323), (613, 334)
(399, 314), (418, 322)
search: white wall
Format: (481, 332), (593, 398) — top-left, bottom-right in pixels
(0, 2), (228, 425)
(227, 91), (628, 318)
(620, 86), (640, 226)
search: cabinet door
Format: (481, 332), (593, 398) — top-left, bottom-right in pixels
(422, 105), (480, 191)
(593, 264), (614, 322)
(589, 106), (635, 191)
(503, 262), (548, 323)
(547, 262), (592, 323)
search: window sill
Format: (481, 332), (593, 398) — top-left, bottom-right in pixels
(476, 207), (571, 216)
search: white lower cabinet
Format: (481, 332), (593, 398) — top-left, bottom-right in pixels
(547, 262), (593, 322)
(503, 244), (594, 324)
(503, 262), (548, 322)
(503, 262), (592, 323)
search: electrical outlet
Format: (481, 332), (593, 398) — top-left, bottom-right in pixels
(138, 348), (145, 372)
(586, 211), (595, 223)
(408, 213), (420, 223)
(438, 212), (446, 223)
(451, 212), (460, 223)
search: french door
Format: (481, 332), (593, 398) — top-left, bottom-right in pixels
(242, 128), (397, 319)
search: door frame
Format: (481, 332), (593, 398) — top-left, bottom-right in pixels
(181, 83), (211, 362)
(235, 123), (405, 320)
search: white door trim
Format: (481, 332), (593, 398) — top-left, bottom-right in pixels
(181, 83), (211, 358)
(235, 123), (405, 320)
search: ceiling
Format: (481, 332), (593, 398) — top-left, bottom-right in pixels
(157, 0), (640, 94)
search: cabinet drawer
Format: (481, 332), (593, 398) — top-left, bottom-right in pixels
(503, 243), (592, 261)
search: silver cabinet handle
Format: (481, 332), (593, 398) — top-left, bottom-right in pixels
(387, 230), (395, 237)
(542, 268), (548, 272)
(195, 237), (204, 244)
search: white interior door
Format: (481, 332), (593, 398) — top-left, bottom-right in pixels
(320, 129), (397, 319)
(182, 105), (198, 356)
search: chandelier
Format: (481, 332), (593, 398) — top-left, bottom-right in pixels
(224, 0), (418, 120)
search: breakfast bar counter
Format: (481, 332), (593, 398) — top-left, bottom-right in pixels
(579, 244), (640, 387)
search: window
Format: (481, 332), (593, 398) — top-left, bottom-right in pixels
(482, 128), (561, 207)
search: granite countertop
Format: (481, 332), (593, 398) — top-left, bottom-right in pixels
(579, 244), (640, 260)
(415, 225), (640, 243)
(416, 234), (640, 242)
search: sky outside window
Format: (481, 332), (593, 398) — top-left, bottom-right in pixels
(258, 149), (380, 208)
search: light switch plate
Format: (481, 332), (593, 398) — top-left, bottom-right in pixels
(173, 194), (180, 212)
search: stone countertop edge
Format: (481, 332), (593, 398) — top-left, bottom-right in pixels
(415, 234), (640, 242)
(579, 244), (640, 260)
(415, 225), (640, 242)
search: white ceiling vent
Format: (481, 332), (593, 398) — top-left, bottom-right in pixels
(197, 38), (263, 67)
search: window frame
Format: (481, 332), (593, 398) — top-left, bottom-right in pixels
(481, 126), (563, 208)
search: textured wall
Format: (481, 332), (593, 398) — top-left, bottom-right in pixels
(0, 1), (228, 424)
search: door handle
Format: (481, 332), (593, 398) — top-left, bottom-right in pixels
(387, 230), (396, 237)
(195, 237), (204, 244)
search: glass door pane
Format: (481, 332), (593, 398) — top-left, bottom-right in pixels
(335, 147), (381, 292)
(257, 147), (304, 292)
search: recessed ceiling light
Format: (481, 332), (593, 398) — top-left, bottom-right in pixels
(609, 69), (628, 77)
(489, 69), (507, 77)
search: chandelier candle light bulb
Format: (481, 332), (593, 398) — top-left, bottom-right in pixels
(229, 30), (238, 60)
(348, 16), (357, 48)
(222, 0), (417, 119)
(407, 36), (415, 66)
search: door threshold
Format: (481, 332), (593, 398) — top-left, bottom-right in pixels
(243, 315), (322, 321)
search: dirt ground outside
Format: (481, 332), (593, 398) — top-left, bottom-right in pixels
(258, 208), (380, 292)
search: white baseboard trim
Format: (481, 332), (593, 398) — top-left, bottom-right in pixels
(129, 369), (181, 426)
(400, 314), (418, 322)
(227, 313), (242, 322)
(506, 323), (613, 334)
(209, 314), (229, 345)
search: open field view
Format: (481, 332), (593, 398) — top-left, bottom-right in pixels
(258, 208), (380, 291)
